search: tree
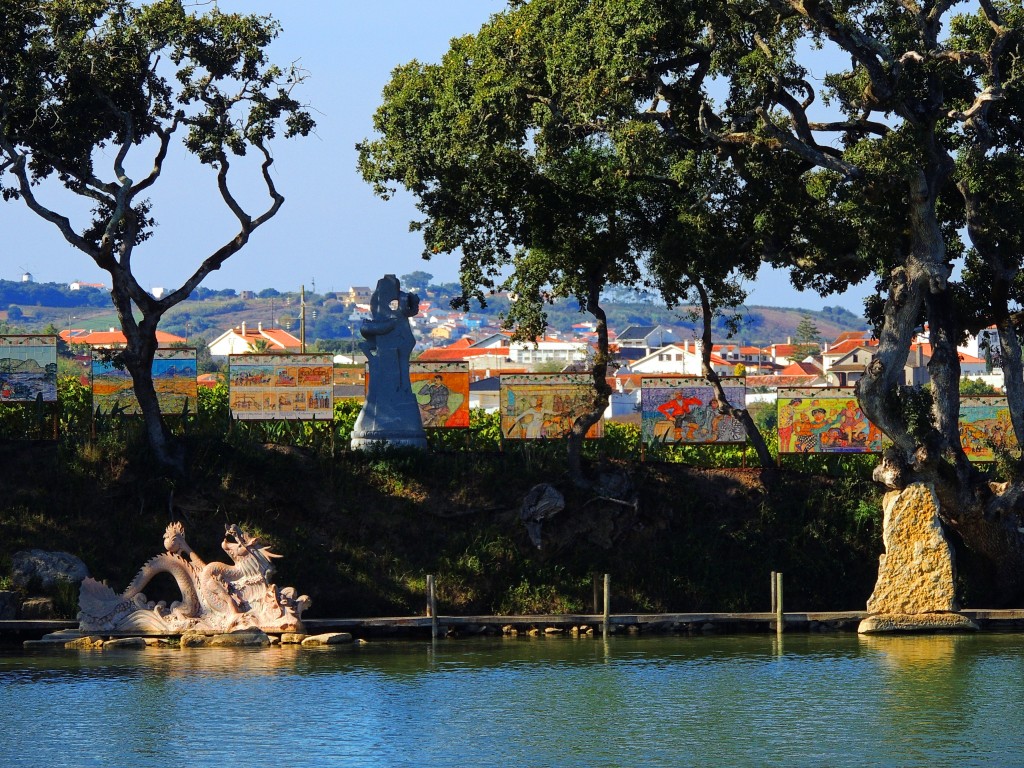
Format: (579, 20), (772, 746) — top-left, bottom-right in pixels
(359, 5), (646, 487)
(792, 316), (822, 363)
(628, 0), (1024, 598)
(364, 0), (1024, 597)
(399, 271), (434, 293)
(0, 0), (313, 474)
(358, 0), (776, 479)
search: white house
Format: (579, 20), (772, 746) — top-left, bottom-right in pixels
(207, 322), (302, 357)
(627, 341), (733, 376)
(507, 337), (590, 366)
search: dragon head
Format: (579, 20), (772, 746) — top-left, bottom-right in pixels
(222, 524), (281, 568)
(163, 522), (191, 555)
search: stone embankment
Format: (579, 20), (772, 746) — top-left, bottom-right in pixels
(22, 628), (357, 650)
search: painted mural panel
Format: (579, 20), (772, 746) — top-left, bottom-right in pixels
(411, 361), (470, 428)
(500, 373), (603, 440)
(640, 377), (747, 445)
(777, 388), (882, 454)
(960, 396), (1019, 462)
(229, 353), (333, 420)
(93, 349), (197, 415)
(0, 335), (57, 402)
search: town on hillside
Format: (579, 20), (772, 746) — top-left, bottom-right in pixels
(2, 276), (1003, 414)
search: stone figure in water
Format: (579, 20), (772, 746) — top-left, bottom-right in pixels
(351, 274), (428, 450)
(78, 522), (310, 634)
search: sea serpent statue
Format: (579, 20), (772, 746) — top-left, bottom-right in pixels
(78, 523), (311, 634)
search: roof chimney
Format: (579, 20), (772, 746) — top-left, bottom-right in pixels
(258, 321), (263, 332)
(241, 321), (246, 335)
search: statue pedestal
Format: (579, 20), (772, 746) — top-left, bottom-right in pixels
(858, 483), (977, 634)
(351, 397), (427, 449)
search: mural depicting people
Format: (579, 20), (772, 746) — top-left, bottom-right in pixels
(777, 398), (802, 453)
(417, 374), (451, 427)
(656, 390), (704, 441)
(831, 400), (868, 446)
(506, 395), (552, 439)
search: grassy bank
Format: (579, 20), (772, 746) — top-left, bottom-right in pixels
(0, 381), (887, 620)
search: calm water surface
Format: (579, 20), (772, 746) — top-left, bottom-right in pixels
(2, 633), (1023, 767)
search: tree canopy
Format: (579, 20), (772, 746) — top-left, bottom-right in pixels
(0, 0), (313, 472)
(361, 0), (1024, 598)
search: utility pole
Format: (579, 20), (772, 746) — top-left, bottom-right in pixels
(300, 285), (306, 353)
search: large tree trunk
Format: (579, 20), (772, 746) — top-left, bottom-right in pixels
(110, 270), (185, 477)
(859, 172), (1024, 602)
(692, 279), (773, 467)
(567, 272), (613, 489)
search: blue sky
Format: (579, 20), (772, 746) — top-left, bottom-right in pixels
(2, 0), (873, 314)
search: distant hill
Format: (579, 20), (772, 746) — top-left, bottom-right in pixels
(1, 280), (868, 347)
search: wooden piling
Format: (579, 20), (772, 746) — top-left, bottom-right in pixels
(775, 572), (784, 635)
(603, 573), (611, 639)
(426, 574), (438, 640)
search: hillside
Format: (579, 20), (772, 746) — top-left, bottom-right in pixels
(0, 435), (885, 619)
(0, 279), (868, 348)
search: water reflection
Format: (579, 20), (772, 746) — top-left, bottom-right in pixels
(2, 634), (1024, 767)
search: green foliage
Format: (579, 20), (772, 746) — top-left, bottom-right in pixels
(51, 576), (80, 620)
(58, 376), (92, 444)
(0, 0), (314, 472)
(960, 378), (1000, 396)
(898, 386), (937, 444)
(596, 422), (640, 460)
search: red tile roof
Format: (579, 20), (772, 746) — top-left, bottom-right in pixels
(780, 361), (823, 376)
(60, 329), (186, 347)
(825, 338), (878, 356)
(417, 346), (511, 362)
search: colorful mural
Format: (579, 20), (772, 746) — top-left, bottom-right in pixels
(229, 354), (333, 420)
(640, 377), (746, 445)
(960, 396), (1019, 462)
(0, 335), (57, 402)
(92, 349), (198, 415)
(776, 388), (883, 454)
(500, 373), (603, 440)
(411, 361), (470, 428)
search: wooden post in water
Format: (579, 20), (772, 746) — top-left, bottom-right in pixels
(603, 573), (611, 639)
(426, 574), (438, 640)
(770, 571), (777, 613)
(593, 574), (600, 614)
(775, 572), (784, 635)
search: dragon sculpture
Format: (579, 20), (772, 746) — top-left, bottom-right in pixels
(78, 523), (311, 634)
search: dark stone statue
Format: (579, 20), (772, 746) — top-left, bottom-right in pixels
(350, 274), (428, 450)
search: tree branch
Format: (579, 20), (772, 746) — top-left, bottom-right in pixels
(157, 140), (283, 311)
(1, 150), (109, 267)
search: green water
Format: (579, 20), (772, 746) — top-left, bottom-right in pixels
(1, 633), (1023, 767)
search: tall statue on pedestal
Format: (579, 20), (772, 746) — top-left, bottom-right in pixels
(351, 274), (428, 450)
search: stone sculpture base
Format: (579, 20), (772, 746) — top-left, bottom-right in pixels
(350, 428), (428, 450)
(350, 398), (427, 450)
(858, 482), (974, 635)
(857, 612), (979, 634)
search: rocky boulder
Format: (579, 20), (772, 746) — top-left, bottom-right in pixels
(859, 483), (977, 634)
(0, 590), (19, 620)
(11, 550), (89, 594)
